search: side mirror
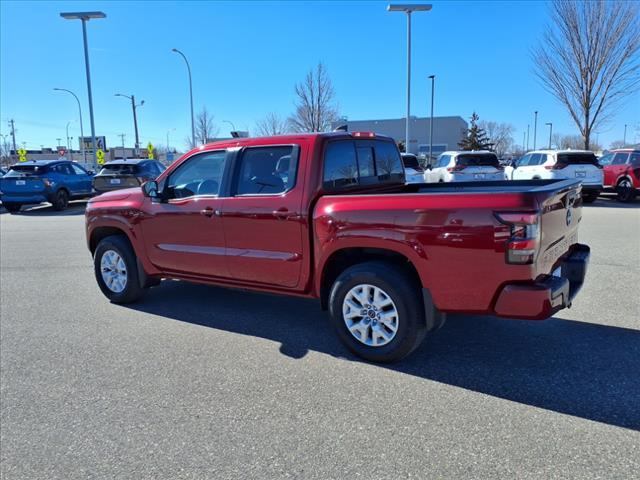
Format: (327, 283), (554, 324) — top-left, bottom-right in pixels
(142, 180), (159, 199)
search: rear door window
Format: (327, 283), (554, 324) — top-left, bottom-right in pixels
(70, 164), (87, 175)
(235, 146), (298, 195)
(629, 153), (640, 166)
(611, 153), (629, 165)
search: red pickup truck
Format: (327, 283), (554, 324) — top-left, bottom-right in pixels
(86, 132), (590, 362)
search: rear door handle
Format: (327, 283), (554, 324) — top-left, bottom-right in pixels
(201, 207), (214, 217)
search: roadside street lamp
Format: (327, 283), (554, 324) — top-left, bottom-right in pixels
(65, 121), (74, 160)
(166, 128), (176, 152)
(533, 111), (538, 150)
(222, 120), (236, 135)
(115, 94), (144, 157)
(60, 11), (106, 168)
(624, 124), (628, 145)
(53, 88), (86, 163)
(387, 3), (432, 154)
(526, 124), (530, 151)
(428, 75), (435, 165)
(172, 48), (195, 148)
(546, 122), (553, 149)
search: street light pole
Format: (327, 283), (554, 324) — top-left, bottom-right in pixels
(533, 111), (538, 150)
(428, 75), (435, 166)
(387, 4), (432, 154)
(222, 120), (236, 135)
(546, 122), (553, 149)
(60, 11), (105, 169)
(115, 93), (144, 157)
(172, 48), (195, 148)
(166, 128), (175, 152)
(526, 124), (530, 151)
(624, 124), (627, 145)
(53, 88), (86, 163)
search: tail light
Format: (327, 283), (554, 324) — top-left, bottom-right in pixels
(447, 164), (465, 173)
(351, 132), (375, 138)
(545, 162), (567, 170)
(495, 211), (540, 264)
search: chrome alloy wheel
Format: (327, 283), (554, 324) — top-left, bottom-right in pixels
(100, 250), (128, 293)
(342, 284), (399, 347)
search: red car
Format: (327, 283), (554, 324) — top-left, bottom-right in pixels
(599, 149), (640, 202)
(86, 132), (590, 362)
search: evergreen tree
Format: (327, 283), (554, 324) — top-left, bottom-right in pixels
(458, 112), (495, 151)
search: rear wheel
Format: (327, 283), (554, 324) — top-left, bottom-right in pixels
(52, 189), (69, 211)
(3, 203), (22, 214)
(94, 235), (144, 303)
(328, 261), (427, 363)
(616, 179), (637, 203)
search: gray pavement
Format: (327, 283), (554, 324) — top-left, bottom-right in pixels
(1, 196), (639, 479)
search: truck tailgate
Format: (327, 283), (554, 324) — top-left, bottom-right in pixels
(535, 181), (582, 276)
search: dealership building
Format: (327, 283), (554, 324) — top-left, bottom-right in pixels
(331, 116), (468, 158)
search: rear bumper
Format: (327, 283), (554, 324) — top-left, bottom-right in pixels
(0, 193), (49, 205)
(493, 244), (590, 320)
(581, 185), (603, 195)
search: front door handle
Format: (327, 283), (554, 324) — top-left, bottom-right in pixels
(201, 207), (214, 217)
(273, 207), (292, 220)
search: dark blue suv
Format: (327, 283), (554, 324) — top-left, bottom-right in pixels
(0, 160), (94, 213)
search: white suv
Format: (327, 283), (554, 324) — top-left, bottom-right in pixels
(504, 150), (603, 203)
(424, 151), (503, 183)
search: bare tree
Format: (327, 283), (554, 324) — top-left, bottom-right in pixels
(479, 120), (515, 158)
(194, 106), (219, 145)
(288, 62), (339, 133)
(533, 1), (640, 149)
(255, 112), (289, 136)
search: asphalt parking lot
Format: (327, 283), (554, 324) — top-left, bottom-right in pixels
(1, 197), (639, 479)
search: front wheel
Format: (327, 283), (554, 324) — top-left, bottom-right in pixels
(328, 261), (427, 363)
(616, 179), (637, 203)
(94, 235), (144, 303)
(3, 203), (22, 214)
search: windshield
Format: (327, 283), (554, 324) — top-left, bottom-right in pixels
(4, 165), (47, 177)
(456, 154), (500, 168)
(98, 164), (140, 175)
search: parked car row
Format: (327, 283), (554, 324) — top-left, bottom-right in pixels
(0, 159), (165, 213)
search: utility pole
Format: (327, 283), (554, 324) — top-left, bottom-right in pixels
(533, 111), (538, 150)
(526, 124), (530, 151)
(9, 119), (17, 161)
(118, 133), (126, 160)
(623, 124), (628, 146)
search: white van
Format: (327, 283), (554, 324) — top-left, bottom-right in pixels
(424, 151), (503, 183)
(505, 150), (602, 202)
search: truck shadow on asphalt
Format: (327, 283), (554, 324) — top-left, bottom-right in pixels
(131, 280), (640, 431)
(588, 196), (639, 208)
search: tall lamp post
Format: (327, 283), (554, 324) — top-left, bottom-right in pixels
(533, 111), (538, 150)
(115, 94), (144, 157)
(172, 48), (195, 148)
(545, 122), (553, 149)
(526, 124), (530, 151)
(65, 122), (74, 160)
(387, 3), (432, 154)
(428, 74), (435, 166)
(222, 120), (236, 135)
(53, 88), (85, 163)
(623, 124), (628, 145)
(166, 128), (176, 152)
(60, 11), (105, 169)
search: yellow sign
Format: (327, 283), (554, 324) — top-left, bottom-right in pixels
(17, 148), (27, 162)
(147, 142), (154, 159)
(96, 149), (106, 165)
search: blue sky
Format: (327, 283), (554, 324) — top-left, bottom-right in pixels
(1, 0), (638, 151)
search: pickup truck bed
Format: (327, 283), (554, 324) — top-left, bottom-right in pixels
(86, 132), (590, 362)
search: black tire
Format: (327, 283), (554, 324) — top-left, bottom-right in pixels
(328, 261), (427, 363)
(582, 193), (599, 204)
(94, 235), (144, 303)
(3, 203), (22, 214)
(52, 189), (69, 211)
(616, 179), (637, 203)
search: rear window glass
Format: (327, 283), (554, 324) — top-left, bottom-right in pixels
(456, 153), (500, 167)
(557, 153), (598, 166)
(4, 165), (48, 177)
(323, 140), (403, 189)
(402, 155), (422, 170)
(98, 164), (141, 175)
